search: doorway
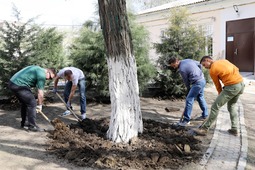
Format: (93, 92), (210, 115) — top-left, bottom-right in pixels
(226, 18), (255, 72)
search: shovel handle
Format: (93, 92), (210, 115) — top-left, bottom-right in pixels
(179, 111), (184, 122)
(55, 92), (82, 122)
(37, 109), (51, 123)
(199, 117), (208, 128)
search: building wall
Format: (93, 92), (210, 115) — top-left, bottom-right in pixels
(220, 2), (255, 58)
(136, 0), (255, 62)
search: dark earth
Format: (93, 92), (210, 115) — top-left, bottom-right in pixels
(0, 89), (217, 169)
(46, 118), (205, 169)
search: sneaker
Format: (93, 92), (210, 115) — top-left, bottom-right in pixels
(193, 128), (208, 136)
(61, 110), (71, 116)
(228, 129), (238, 136)
(178, 120), (190, 127)
(28, 125), (44, 132)
(194, 116), (207, 121)
(81, 113), (86, 120)
(20, 122), (30, 128)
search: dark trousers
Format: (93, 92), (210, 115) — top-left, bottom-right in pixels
(8, 81), (37, 126)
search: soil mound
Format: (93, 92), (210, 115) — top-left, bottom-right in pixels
(47, 118), (203, 169)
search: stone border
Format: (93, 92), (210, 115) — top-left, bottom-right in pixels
(237, 100), (248, 170)
(199, 99), (248, 169)
(198, 118), (218, 168)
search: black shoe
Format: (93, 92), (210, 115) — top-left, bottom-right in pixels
(28, 125), (44, 132)
(228, 129), (238, 136)
(194, 116), (207, 121)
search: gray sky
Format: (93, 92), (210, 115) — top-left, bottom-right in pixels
(0, 0), (98, 27)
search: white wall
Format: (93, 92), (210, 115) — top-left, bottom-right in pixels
(136, 0), (255, 62)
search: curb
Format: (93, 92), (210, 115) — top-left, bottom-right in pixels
(198, 116), (218, 168)
(237, 100), (248, 170)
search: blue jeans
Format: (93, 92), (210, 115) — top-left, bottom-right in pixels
(183, 79), (208, 122)
(64, 79), (86, 114)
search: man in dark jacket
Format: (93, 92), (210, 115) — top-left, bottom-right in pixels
(168, 57), (208, 126)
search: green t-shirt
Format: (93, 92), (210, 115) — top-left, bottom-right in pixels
(10, 66), (46, 90)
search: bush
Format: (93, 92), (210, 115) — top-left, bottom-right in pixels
(70, 21), (109, 98)
(154, 7), (210, 98)
(71, 14), (156, 101)
(0, 13), (66, 95)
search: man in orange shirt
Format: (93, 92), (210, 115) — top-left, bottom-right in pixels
(194, 56), (245, 136)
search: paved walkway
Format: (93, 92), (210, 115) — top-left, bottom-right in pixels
(197, 73), (253, 170)
(199, 101), (247, 170)
(241, 72), (255, 85)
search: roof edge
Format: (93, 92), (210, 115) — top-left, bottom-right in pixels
(137, 0), (209, 15)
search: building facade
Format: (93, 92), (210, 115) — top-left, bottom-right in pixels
(136, 0), (255, 73)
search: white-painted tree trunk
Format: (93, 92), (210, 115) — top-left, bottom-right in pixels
(98, 0), (143, 143)
(106, 55), (143, 143)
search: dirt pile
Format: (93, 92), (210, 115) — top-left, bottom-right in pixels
(47, 118), (203, 169)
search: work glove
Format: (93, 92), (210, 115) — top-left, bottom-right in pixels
(52, 88), (58, 93)
(66, 101), (71, 108)
(36, 105), (42, 112)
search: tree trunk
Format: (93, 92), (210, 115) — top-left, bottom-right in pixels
(98, 0), (143, 143)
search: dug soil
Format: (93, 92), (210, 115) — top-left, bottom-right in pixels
(47, 118), (205, 169)
(0, 87), (216, 169)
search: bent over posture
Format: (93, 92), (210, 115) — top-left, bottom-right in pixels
(53, 67), (86, 120)
(9, 66), (56, 131)
(194, 56), (245, 136)
(168, 57), (208, 126)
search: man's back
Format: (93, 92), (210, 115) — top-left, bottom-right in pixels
(179, 59), (204, 87)
(210, 60), (243, 85)
(57, 67), (84, 85)
(10, 65), (46, 89)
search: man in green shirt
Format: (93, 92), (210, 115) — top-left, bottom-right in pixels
(8, 66), (56, 132)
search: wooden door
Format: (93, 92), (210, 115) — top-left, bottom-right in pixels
(226, 18), (255, 72)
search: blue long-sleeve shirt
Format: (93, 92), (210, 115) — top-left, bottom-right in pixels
(178, 59), (204, 90)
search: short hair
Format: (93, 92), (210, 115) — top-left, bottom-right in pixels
(48, 68), (56, 75)
(64, 70), (73, 77)
(200, 56), (213, 63)
(168, 57), (178, 64)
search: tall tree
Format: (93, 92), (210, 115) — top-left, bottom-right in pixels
(28, 27), (67, 69)
(154, 7), (208, 98)
(71, 17), (155, 101)
(98, 0), (143, 143)
(0, 7), (66, 95)
(71, 21), (109, 99)
(0, 19), (38, 94)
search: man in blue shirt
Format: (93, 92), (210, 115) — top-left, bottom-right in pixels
(169, 57), (208, 126)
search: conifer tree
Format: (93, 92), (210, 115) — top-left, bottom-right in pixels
(154, 8), (207, 98)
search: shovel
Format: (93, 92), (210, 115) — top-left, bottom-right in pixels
(55, 92), (82, 122)
(187, 118), (208, 135)
(36, 109), (55, 127)
(170, 111), (184, 129)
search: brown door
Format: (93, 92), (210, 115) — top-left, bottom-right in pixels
(226, 18), (255, 72)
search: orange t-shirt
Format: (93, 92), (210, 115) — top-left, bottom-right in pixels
(210, 60), (243, 94)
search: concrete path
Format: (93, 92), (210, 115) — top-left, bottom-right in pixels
(199, 101), (247, 170)
(197, 73), (254, 170)
(240, 84), (255, 169)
